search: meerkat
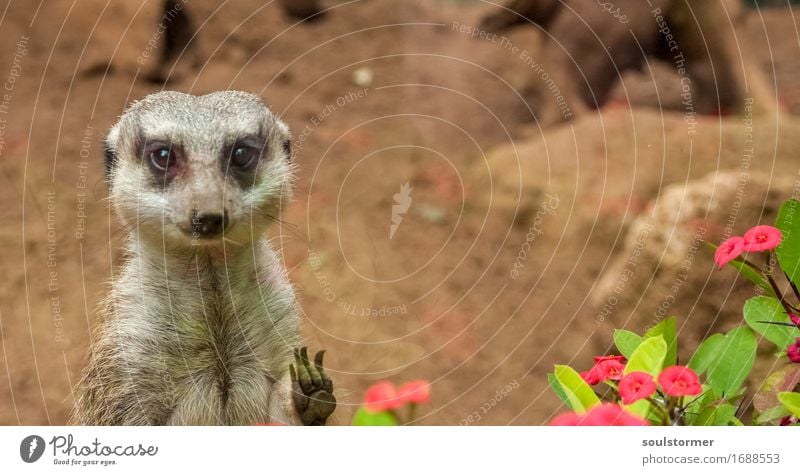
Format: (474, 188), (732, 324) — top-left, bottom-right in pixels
(73, 91), (335, 425)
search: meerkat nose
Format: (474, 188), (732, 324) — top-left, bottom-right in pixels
(191, 209), (229, 238)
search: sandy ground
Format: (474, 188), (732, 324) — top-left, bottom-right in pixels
(0, 0), (799, 425)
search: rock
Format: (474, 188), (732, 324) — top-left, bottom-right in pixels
(468, 109), (800, 232)
(352, 67), (374, 88)
(278, 0), (323, 21)
(590, 170), (795, 350)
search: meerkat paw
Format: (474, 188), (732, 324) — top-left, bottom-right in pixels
(290, 347), (336, 426)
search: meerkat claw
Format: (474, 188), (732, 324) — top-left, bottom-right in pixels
(291, 347), (336, 425)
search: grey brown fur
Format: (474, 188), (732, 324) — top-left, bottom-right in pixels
(74, 91), (333, 425)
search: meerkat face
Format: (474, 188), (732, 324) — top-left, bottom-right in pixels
(104, 91), (293, 248)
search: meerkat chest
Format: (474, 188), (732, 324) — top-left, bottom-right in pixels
(122, 257), (297, 424)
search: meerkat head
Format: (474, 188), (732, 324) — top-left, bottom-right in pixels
(104, 91), (293, 248)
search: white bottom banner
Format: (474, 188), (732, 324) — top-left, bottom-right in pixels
(0, 427), (793, 474)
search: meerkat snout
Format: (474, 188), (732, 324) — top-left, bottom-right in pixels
(190, 209), (228, 238)
(104, 90), (294, 247)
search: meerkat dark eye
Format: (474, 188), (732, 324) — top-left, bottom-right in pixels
(149, 147), (173, 171)
(231, 145), (258, 169)
(142, 141), (177, 173)
(225, 136), (266, 175)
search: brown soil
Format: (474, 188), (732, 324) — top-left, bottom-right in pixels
(0, 0), (798, 425)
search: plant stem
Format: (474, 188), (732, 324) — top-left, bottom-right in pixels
(647, 397), (671, 425)
(674, 396), (686, 426)
(766, 253), (794, 315)
(785, 271), (800, 302)
(740, 257), (764, 272)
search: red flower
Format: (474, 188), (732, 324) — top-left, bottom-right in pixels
(743, 225), (782, 252)
(581, 357), (626, 385)
(787, 338), (800, 363)
(618, 371), (657, 405)
(780, 415), (798, 426)
(658, 365), (702, 397)
(593, 355), (626, 364)
(363, 381), (402, 413)
(593, 359), (625, 381)
(584, 403), (649, 425)
(549, 403), (648, 426)
(397, 380), (431, 405)
(580, 370), (600, 385)
(790, 313), (800, 327)
(714, 236), (745, 268)
(549, 411), (582, 426)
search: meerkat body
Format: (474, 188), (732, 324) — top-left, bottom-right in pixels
(74, 91), (334, 425)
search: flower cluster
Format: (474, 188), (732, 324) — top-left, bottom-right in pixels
(363, 380), (431, 413)
(713, 223), (800, 366)
(714, 225), (782, 268)
(550, 403), (648, 426)
(549, 200), (800, 427)
(581, 355), (700, 399)
(558, 354), (705, 425)
(788, 338), (800, 364)
(580, 355), (625, 385)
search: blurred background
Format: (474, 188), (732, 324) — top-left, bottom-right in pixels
(1, 0), (799, 425)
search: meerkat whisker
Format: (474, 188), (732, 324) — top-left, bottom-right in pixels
(222, 236), (243, 247)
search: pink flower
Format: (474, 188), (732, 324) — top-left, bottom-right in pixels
(790, 313), (800, 327)
(397, 380), (431, 405)
(549, 403), (648, 426)
(584, 403), (649, 425)
(363, 381), (402, 413)
(787, 338), (800, 364)
(658, 365), (702, 397)
(593, 355), (626, 364)
(593, 359), (625, 382)
(580, 370), (601, 386)
(549, 411), (582, 426)
(618, 371), (657, 405)
(714, 236), (745, 268)
(743, 225), (782, 252)
(780, 415), (798, 426)
(581, 357), (626, 385)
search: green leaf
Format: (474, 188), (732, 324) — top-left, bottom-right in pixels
(688, 334), (725, 375)
(547, 373), (569, 405)
(754, 367), (800, 409)
(778, 392), (800, 418)
(755, 405), (790, 425)
(644, 317), (677, 366)
(776, 199), (800, 286)
(553, 365), (600, 413)
(705, 242), (774, 295)
(743, 296), (798, 351)
(696, 403), (736, 426)
(614, 330), (643, 359)
(351, 407), (397, 426)
(624, 336), (667, 377)
(684, 386), (715, 426)
(706, 327), (757, 397)
(621, 336), (667, 419)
